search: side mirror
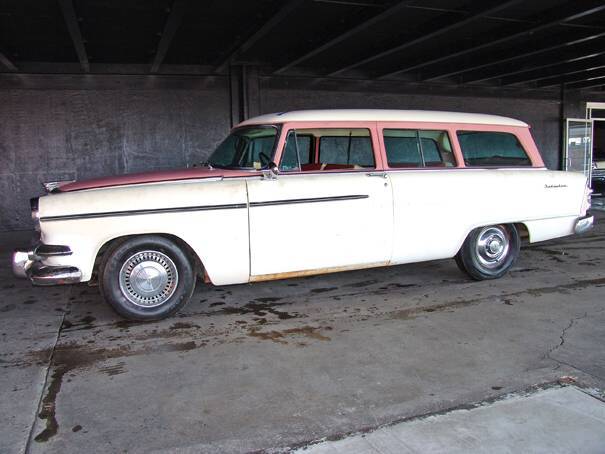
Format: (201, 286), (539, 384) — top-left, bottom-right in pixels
(261, 162), (279, 180)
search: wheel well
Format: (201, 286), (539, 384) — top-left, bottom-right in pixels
(514, 222), (530, 244)
(91, 234), (204, 284)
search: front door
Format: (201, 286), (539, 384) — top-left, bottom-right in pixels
(246, 125), (392, 279)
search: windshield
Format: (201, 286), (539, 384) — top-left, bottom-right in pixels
(207, 126), (278, 169)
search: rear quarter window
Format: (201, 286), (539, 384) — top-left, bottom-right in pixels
(457, 131), (531, 167)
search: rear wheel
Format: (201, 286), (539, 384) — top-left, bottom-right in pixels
(99, 235), (196, 321)
(455, 224), (520, 280)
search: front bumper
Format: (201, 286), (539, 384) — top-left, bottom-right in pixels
(12, 244), (81, 285)
(574, 214), (594, 235)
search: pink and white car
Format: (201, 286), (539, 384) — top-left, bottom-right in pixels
(12, 110), (594, 320)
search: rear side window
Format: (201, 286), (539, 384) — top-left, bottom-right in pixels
(383, 129), (455, 168)
(457, 131), (531, 167)
(319, 133), (374, 167)
(279, 128), (375, 172)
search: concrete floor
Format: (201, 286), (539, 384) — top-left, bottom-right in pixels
(1, 213), (604, 453)
(295, 386), (605, 453)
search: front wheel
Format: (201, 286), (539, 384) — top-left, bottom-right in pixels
(99, 235), (196, 321)
(455, 224), (520, 280)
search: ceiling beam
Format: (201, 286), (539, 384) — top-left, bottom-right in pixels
(376, 2), (605, 80)
(58, 0), (89, 73)
(422, 31), (605, 81)
(327, 0), (523, 77)
(215, 0), (305, 74)
(565, 74), (605, 89)
(273, 0), (415, 75)
(536, 65), (605, 88)
(151, 0), (188, 73)
(469, 50), (605, 85)
(0, 51), (18, 72)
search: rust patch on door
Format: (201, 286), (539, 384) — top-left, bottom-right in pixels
(249, 261), (389, 283)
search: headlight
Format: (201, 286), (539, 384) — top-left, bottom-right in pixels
(30, 197), (40, 232)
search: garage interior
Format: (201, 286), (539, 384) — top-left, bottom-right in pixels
(1, 0), (605, 230)
(1, 1), (605, 453)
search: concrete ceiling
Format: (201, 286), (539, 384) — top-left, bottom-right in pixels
(0, 0), (604, 93)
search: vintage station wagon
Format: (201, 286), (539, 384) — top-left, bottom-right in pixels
(13, 110), (594, 320)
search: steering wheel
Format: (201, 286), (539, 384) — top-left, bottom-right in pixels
(259, 152), (271, 168)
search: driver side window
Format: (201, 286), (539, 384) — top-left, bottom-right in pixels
(280, 131), (312, 171)
(279, 128), (375, 172)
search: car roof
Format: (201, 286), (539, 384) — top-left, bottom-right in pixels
(238, 109), (528, 127)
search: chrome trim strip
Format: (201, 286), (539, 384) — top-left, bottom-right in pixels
(35, 244), (72, 256)
(250, 194), (368, 207)
(41, 203), (247, 222)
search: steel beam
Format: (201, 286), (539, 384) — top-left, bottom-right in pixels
(58, 0), (89, 73)
(151, 0), (188, 74)
(565, 75), (605, 89)
(215, 0), (305, 74)
(273, 0), (415, 75)
(422, 31), (605, 81)
(473, 51), (605, 85)
(376, 2), (605, 80)
(0, 51), (17, 72)
(537, 66), (605, 88)
(327, 0), (522, 77)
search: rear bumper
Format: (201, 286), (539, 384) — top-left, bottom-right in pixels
(574, 214), (594, 235)
(12, 244), (81, 285)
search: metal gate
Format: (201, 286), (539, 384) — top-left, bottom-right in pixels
(564, 118), (592, 178)
(564, 102), (605, 186)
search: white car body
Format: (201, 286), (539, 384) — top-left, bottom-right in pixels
(14, 110), (593, 288)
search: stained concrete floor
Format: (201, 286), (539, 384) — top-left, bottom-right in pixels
(1, 213), (604, 453)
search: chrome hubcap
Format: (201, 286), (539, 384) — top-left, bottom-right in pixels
(475, 226), (510, 269)
(119, 250), (178, 308)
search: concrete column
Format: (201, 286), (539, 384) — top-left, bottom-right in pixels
(229, 64), (261, 127)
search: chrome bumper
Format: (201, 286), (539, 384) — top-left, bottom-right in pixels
(12, 244), (81, 286)
(574, 214), (594, 235)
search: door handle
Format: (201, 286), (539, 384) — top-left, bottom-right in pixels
(366, 172), (387, 178)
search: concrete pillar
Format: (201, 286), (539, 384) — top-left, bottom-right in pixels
(229, 64), (261, 127)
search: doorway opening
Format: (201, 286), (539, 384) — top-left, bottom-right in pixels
(564, 102), (605, 209)
(592, 120), (605, 197)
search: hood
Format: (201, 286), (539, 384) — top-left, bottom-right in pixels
(55, 167), (254, 192)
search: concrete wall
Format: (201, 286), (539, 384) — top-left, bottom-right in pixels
(0, 87), (230, 231)
(0, 78), (567, 231)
